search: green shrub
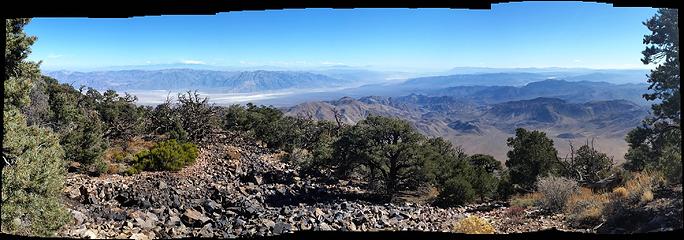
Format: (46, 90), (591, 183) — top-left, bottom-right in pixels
(434, 177), (476, 207)
(130, 139), (199, 172)
(2, 109), (71, 236)
(495, 171), (515, 200)
(89, 159), (108, 176)
(651, 145), (682, 184)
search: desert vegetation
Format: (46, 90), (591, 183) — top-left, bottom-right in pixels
(2, 8), (680, 237)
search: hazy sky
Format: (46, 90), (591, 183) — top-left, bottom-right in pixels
(25, 2), (658, 71)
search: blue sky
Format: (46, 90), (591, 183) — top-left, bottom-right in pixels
(25, 2), (658, 72)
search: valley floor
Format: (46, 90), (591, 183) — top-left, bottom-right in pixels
(56, 133), (680, 238)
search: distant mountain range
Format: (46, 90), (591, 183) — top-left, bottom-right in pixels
(418, 79), (649, 105)
(45, 69), (354, 93)
(44, 68), (649, 96)
(285, 95), (649, 162)
(45, 66), (653, 161)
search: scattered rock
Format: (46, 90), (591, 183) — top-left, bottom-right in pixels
(273, 222), (292, 234)
(181, 208), (211, 228)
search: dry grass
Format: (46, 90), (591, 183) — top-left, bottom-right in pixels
(502, 206), (527, 225)
(510, 192), (542, 208)
(101, 137), (157, 175)
(452, 216), (496, 234)
(612, 187), (629, 199)
(624, 171), (664, 204)
(565, 187), (610, 227)
(601, 171), (666, 225)
(640, 190), (654, 203)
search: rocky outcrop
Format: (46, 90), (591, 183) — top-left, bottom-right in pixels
(57, 133), (590, 238)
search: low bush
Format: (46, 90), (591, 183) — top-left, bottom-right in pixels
(601, 171), (665, 227)
(434, 177), (476, 207)
(624, 171), (664, 204)
(502, 206), (527, 225)
(106, 163), (121, 174)
(452, 216), (496, 234)
(564, 188), (609, 227)
(129, 139), (199, 172)
(535, 176), (579, 212)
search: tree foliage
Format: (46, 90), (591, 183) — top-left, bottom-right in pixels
(2, 18), (69, 236)
(96, 90), (146, 141)
(176, 90), (219, 143)
(505, 128), (559, 191)
(434, 177), (476, 207)
(43, 77), (108, 165)
(560, 140), (614, 184)
(624, 9), (680, 184)
(341, 116), (428, 195)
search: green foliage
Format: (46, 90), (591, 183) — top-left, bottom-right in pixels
(5, 19), (40, 110)
(59, 110), (108, 165)
(505, 128), (559, 191)
(434, 177), (476, 207)
(468, 154), (502, 174)
(130, 139), (199, 172)
(43, 78), (108, 165)
(471, 167), (499, 202)
(625, 9), (680, 182)
(21, 75), (51, 127)
(651, 144), (682, 183)
(329, 124), (366, 179)
(344, 116), (427, 196)
(222, 103), (284, 147)
(2, 109), (70, 236)
(422, 138), (470, 187)
(641, 9), (680, 126)
(495, 170), (515, 200)
(2, 19), (69, 236)
(149, 98), (188, 142)
(146, 91), (219, 144)
(560, 141), (614, 184)
(176, 90), (219, 143)
(220, 104), (340, 176)
(91, 159), (109, 176)
(96, 89), (146, 141)
(467, 154), (501, 201)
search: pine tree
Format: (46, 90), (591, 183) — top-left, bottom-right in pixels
(505, 128), (559, 191)
(624, 9), (680, 183)
(2, 18), (70, 236)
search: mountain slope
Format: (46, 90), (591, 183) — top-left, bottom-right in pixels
(422, 80), (649, 105)
(45, 69), (352, 93)
(285, 95), (649, 162)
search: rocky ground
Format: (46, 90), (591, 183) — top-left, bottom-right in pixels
(55, 133), (674, 239)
